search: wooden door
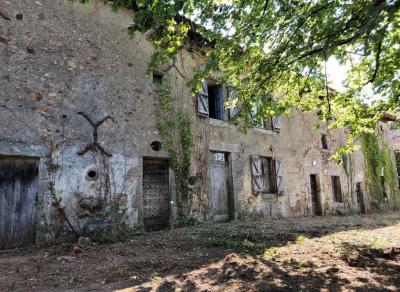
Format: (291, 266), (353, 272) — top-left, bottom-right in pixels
(210, 152), (231, 222)
(310, 174), (322, 216)
(0, 157), (39, 249)
(143, 159), (169, 230)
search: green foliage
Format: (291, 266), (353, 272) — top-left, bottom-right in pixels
(196, 236), (263, 253)
(154, 81), (193, 222)
(360, 131), (398, 207)
(391, 122), (400, 130)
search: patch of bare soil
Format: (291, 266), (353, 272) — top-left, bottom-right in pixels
(1, 213), (400, 291)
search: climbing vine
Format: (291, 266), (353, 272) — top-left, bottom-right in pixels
(360, 131), (398, 209)
(154, 81), (193, 222)
(342, 153), (355, 206)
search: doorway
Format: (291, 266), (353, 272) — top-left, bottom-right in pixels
(0, 156), (39, 249)
(142, 159), (170, 230)
(356, 182), (366, 214)
(209, 152), (232, 222)
(310, 174), (322, 216)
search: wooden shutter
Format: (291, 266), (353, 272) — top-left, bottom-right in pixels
(197, 80), (209, 116)
(228, 86), (239, 119)
(274, 159), (284, 194)
(251, 155), (265, 193)
(272, 115), (281, 131)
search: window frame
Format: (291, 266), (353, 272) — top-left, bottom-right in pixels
(251, 155), (278, 194)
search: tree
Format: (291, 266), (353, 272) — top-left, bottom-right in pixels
(77, 0), (400, 152)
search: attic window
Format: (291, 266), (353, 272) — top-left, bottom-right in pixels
(153, 72), (164, 85)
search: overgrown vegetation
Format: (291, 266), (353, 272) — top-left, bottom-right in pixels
(154, 81), (193, 223)
(360, 131), (398, 208)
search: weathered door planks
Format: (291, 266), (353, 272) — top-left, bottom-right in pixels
(209, 152), (231, 222)
(0, 157), (39, 249)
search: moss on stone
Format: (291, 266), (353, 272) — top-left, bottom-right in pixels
(360, 131), (398, 209)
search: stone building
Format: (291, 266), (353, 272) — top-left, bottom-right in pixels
(0, 0), (399, 248)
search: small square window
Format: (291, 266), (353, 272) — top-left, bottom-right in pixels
(153, 73), (163, 85)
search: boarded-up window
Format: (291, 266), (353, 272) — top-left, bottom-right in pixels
(197, 80), (209, 116)
(331, 176), (343, 202)
(251, 156), (282, 194)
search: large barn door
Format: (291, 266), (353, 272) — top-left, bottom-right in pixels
(209, 152), (231, 222)
(143, 159), (170, 230)
(0, 157), (39, 249)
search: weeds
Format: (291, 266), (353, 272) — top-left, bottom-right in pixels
(295, 235), (309, 244)
(263, 247), (283, 259)
(283, 258), (315, 269)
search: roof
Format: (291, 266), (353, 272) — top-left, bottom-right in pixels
(380, 112), (397, 122)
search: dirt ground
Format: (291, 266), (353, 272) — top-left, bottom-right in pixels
(1, 213), (400, 292)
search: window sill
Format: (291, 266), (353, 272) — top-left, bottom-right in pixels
(253, 192), (281, 199)
(251, 127), (278, 135)
(208, 118), (233, 128)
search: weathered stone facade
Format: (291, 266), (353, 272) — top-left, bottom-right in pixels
(1, 0), (399, 246)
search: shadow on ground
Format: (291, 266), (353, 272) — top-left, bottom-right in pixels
(1, 213), (399, 291)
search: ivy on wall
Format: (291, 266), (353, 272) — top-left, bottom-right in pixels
(360, 131), (398, 209)
(342, 153), (355, 205)
(154, 81), (193, 221)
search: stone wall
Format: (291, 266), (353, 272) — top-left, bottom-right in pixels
(0, 0), (399, 243)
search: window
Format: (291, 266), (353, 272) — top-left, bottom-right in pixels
(331, 176), (343, 202)
(208, 84), (224, 120)
(250, 102), (280, 131)
(153, 72), (163, 85)
(196, 80), (224, 121)
(250, 156), (284, 194)
(321, 134), (328, 149)
(211, 152), (227, 162)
